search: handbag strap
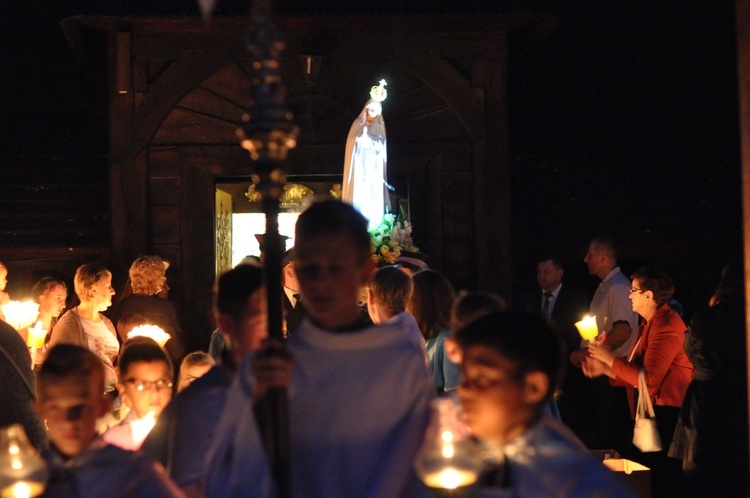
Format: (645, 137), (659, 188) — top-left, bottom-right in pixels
(637, 370), (656, 418)
(627, 332), (644, 363)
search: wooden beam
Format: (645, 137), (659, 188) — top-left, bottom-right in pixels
(735, 0), (750, 488)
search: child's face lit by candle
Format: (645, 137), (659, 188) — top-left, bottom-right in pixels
(119, 361), (172, 419)
(458, 345), (535, 443)
(40, 284), (68, 317)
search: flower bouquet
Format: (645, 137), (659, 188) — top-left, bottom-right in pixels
(369, 211), (420, 268)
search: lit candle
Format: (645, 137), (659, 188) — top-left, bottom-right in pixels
(0, 302), (39, 331)
(130, 411), (157, 448)
(575, 315), (599, 341)
(127, 325), (171, 348)
(26, 322), (47, 350)
(414, 397), (483, 491)
(423, 468), (478, 489)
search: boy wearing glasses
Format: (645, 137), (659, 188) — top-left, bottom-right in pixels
(103, 337), (173, 451)
(36, 344), (182, 497)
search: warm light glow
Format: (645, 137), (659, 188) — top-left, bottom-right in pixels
(0, 302), (40, 331)
(575, 315), (599, 341)
(129, 411), (157, 446)
(0, 481), (44, 498)
(26, 322), (47, 349)
(441, 430), (454, 443)
(441, 443), (455, 459)
(127, 325), (171, 348)
(0, 425), (47, 498)
(423, 468), (477, 490)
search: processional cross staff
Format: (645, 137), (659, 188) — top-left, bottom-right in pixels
(230, 0), (298, 496)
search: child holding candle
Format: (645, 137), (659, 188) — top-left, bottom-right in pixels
(32, 276), (68, 339)
(35, 344), (183, 497)
(103, 337), (174, 451)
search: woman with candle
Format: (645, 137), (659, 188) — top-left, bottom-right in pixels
(49, 263), (119, 394)
(585, 266), (693, 496)
(113, 255), (185, 368)
(30, 277), (68, 340)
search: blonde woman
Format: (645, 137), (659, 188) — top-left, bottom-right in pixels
(114, 255), (185, 367)
(49, 263), (119, 393)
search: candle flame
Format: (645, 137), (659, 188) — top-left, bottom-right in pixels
(0, 301), (40, 331)
(127, 325), (171, 348)
(423, 468), (477, 490)
(574, 315), (599, 341)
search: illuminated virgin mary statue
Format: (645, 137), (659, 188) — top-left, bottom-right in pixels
(342, 79), (391, 227)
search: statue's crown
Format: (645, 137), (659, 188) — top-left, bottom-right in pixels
(369, 79), (388, 103)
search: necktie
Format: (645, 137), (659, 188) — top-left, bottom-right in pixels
(542, 292), (553, 318)
(293, 293), (302, 308)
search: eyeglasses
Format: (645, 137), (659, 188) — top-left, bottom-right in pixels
(630, 287), (645, 294)
(125, 379), (173, 392)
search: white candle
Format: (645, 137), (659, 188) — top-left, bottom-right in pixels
(575, 315), (599, 341)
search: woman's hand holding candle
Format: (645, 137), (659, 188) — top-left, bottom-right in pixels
(587, 340), (616, 368)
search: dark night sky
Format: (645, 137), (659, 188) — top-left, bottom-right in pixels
(0, 0), (742, 317)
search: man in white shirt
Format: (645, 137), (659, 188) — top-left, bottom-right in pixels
(570, 237), (638, 452)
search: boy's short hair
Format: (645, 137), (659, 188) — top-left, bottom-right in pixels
(369, 265), (413, 313)
(215, 264), (265, 323)
(451, 291), (507, 335)
(74, 263), (111, 300)
(455, 311), (564, 401)
(129, 255), (169, 296)
(118, 337), (173, 380)
(38, 344), (105, 395)
(295, 200), (371, 262)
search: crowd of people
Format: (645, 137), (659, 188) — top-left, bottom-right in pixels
(0, 201), (746, 497)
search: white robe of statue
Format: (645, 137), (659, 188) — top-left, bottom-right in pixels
(342, 100), (390, 227)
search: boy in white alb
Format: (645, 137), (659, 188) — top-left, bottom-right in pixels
(203, 200), (433, 498)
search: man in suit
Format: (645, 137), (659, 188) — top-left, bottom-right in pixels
(524, 256), (590, 353)
(281, 248), (307, 336)
(518, 255), (590, 434)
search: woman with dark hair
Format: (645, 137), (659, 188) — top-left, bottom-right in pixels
(585, 266), (693, 496)
(407, 269), (459, 393)
(669, 263), (748, 496)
